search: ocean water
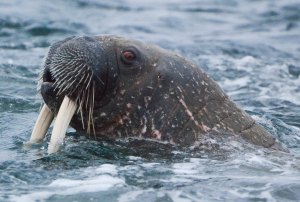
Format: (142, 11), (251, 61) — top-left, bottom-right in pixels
(0, 0), (300, 201)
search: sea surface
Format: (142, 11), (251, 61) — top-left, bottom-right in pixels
(0, 0), (300, 201)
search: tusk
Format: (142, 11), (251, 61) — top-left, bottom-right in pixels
(29, 104), (54, 143)
(48, 96), (77, 154)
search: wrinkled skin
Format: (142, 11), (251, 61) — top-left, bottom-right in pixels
(40, 35), (283, 150)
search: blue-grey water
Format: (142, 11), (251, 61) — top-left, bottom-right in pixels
(1, 0), (300, 201)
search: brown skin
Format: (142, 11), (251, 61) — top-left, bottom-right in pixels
(40, 35), (284, 150)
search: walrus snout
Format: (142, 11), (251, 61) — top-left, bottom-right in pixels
(39, 36), (120, 114)
(47, 36), (108, 99)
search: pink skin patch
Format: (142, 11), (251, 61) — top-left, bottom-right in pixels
(151, 130), (162, 140)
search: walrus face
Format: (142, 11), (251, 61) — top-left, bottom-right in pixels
(31, 35), (283, 153)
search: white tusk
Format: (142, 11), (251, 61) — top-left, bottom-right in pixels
(48, 96), (77, 154)
(29, 104), (54, 143)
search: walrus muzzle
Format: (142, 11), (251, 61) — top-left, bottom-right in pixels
(31, 36), (112, 153)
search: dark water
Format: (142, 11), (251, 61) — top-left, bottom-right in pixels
(1, 0), (300, 201)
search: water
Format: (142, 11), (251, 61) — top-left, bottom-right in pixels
(1, 0), (300, 201)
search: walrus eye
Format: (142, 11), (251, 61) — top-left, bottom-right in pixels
(121, 50), (136, 64)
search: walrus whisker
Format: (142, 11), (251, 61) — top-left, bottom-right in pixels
(85, 72), (93, 91)
(71, 65), (86, 81)
(89, 89), (95, 137)
(89, 84), (95, 137)
(93, 73), (105, 86)
(51, 64), (70, 76)
(82, 71), (91, 87)
(38, 69), (44, 84)
(71, 74), (88, 94)
(55, 83), (69, 95)
(53, 75), (71, 93)
(92, 81), (96, 137)
(85, 79), (92, 136)
(55, 79), (70, 94)
(76, 78), (93, 132)
(54, 69), (73, 83)
(54, 68), (89, 96)
(65, 71), (90, 97)
(77, 96), (85, 130)
(87, 104), (92, 135)
(54, 59), (74, 69)
(52, 70), (70, 82)
(85, 80), (91, 112)
(51, 59), (83, 79)
(64, 78), (77, 92)
(51, 64), (68, 76)
(81, 74), (90, 104)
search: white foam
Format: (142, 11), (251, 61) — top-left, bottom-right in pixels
(172, 162), (200, 175)
(10, 164), (124, 202)
(118, 190), (146, 202)
(141, 162), (160, 168)
(94, 164), (118, 175)
(166, 191), (194, 202)
(118, 190), (194, 202)
(127, 156), (143, 161)
(229, 183), (276, 201)
(223, 76), (251, 89)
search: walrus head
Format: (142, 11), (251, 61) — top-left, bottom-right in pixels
(31, 35), (284, 153)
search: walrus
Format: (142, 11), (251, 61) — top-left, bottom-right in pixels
(29, 35), (285, 153)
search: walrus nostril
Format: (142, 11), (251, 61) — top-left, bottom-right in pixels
(43, 67), (55, 83)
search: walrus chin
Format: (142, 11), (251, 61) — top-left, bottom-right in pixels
(28, 35), (287, 154)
